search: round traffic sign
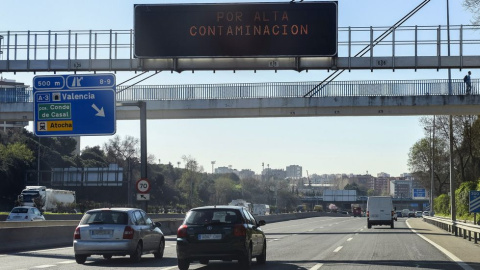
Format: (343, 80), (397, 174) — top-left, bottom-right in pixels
(136, 178), (151, 194)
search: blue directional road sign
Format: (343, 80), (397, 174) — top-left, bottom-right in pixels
(469, 191), (480, 213)
(413, 188), (426, 198)
(33, 74), (116, 136)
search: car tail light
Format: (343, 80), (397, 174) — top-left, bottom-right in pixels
(123, 226), (134, 239)
(366, 211), (369, 217)
(177, 225), (188, 238)
(234, 224), (246, 237)
(74, 227), (81, 239)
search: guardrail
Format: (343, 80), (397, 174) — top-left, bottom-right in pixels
(423, 216), (480, 244)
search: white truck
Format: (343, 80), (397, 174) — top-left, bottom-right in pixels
(252, 204), (270, 216)
(18, 186), (76, 212)
(228, 199), (253, 213)
(366, 196), (395, 229)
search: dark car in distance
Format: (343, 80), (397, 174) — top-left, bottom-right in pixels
(176, 205), (267, 270)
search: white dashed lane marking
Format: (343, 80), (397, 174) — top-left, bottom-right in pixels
(333, 246), (343, 253)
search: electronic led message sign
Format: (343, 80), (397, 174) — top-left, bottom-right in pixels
(134, 2), (337, 58)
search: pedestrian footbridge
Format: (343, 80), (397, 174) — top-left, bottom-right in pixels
(1, 79), (479, 122)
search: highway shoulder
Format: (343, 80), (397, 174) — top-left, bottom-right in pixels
(407, 218), (480, 269)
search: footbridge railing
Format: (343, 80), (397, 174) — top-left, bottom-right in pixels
(0, 79), (476, 104)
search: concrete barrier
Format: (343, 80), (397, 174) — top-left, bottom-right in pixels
(0, 211), (341, 253)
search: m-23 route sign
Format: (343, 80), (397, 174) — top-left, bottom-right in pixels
(33, 74), (116, 136)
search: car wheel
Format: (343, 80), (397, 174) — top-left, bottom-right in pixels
(199, 259), (209, 265)
(239, 245), (252, 269)
(153, 238), (165, 259)
(75, 255), (87, 264)
(130, 242), (142, 262)
(256, 241), (266, 264)
(103, 254), (112, 260)
(178, 258), (190, 270)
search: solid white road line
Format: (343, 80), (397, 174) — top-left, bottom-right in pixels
(406, 220), (474, 270)
(310, 263), (324, 270)
(57, 261), (76, 264)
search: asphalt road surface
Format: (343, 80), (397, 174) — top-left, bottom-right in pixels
(0, 216), (477, 270)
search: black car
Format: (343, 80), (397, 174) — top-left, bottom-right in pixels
(176, 205), (267, 270)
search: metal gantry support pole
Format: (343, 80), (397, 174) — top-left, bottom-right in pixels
(139, 101), (148, 212)
(118, 101), (148, 212)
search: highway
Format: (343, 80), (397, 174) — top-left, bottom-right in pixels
(0, 216), (476, 270)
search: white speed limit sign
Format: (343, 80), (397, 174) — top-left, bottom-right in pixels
(136, 178), (151, 194)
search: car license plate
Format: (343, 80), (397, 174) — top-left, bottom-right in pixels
(91, 230), (112, 236)
(198, 234), (222, 240)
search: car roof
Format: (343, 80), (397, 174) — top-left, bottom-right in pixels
(12, 206), (36, 209)
(85, 207), (141, 213)
(190, 205), (245, 211)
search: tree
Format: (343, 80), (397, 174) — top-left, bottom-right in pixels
(178, 155), (203, 208)
(80, 146), (108, 167)
(103, 135), (140, 206)
(0, 142), (35, 204)
(464, 0), (480, 24)
(213, 177), (236, 204)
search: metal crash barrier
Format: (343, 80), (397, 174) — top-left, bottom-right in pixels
(423, 216), (480, 244)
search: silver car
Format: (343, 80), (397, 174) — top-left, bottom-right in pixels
(73, 208), (165, 264)
(5, 206), (45, 222)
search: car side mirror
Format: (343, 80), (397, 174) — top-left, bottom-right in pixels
(154, 221), (162, 228)
(257, 220), (266, 226)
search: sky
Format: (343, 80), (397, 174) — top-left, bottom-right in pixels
(0, 0), (477, 177)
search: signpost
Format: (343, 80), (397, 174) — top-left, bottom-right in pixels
(469, 191), (480, 213)
(33, 74), (116, 136)
(136, 178), (151, 202)
(469, 191), (480, 225)
(136, 178), (151, 194)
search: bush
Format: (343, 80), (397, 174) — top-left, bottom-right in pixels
(434, 194), (450, 215)
(456, 181), (477, 217)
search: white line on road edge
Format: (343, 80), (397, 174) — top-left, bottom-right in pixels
(310, 263), (324, 270)
(161, 266), (180, 270)
(57, 261), (76, 264)
(406, 220), (474, 270)
(333, 246), (343, 253)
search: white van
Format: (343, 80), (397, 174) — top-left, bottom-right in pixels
(367, 196), (394, 229)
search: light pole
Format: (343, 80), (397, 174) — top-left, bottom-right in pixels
(211, 161), (215, 174)
(425, 116), (436, 216)
(446, 0), (457, 229)
(262, 162), (264, 181)
(430, 116), (435, 216)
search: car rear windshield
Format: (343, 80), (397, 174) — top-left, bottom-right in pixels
(80, 211), (129, 225)
(11, 208), (29, 214)
(185, 209), (241, 225)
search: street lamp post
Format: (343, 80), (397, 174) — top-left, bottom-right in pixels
(211, 161), (215, 174)
(430, 116), (435, 216)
